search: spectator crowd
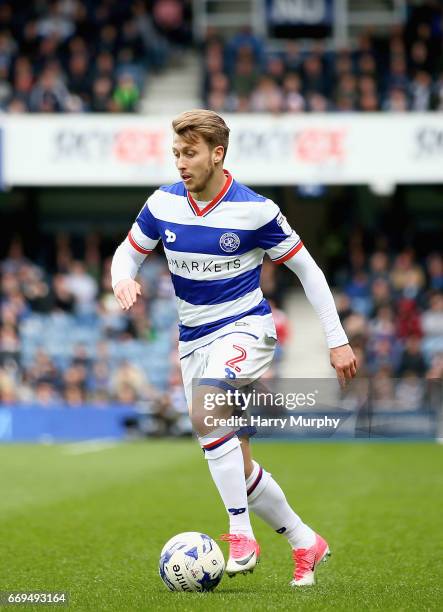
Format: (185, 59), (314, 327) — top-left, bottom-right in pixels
(0, 236), (287, 426)
(0, 0), (191, 113)
(203, 4), (443, 113)
(336, 240), (443, 412)
(1, 1), (442, 116)
(0, 235), (179, 421)
(1, 229), (442, 416)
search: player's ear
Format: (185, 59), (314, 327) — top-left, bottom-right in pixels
(212, 145), (224, 165)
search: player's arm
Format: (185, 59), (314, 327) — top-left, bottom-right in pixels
(283, 248), (357, 386)
(111, 201), (160, 311)
(256, 202), (356, 386)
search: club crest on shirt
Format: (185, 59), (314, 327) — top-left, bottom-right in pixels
(219, 232), (240, 253)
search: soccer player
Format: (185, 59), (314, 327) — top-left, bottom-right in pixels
(111, 110), (357, 586)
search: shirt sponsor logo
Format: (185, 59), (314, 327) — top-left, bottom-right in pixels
(167, 257), (241, 274)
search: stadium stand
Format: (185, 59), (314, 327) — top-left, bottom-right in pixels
(2, 1), (442, 115)
(335, 241), (443, 410)
(0, 1), (442, 432)
(0, 235), (286, 423)
(202, 4), (443, 113)
(0, 236), (174, 406)
(1, 231), (441, 414)
(1, 0), (192, 113)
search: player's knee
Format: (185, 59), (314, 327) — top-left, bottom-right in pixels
(190, 384), (231, 436)
(190, 404), (207, 434)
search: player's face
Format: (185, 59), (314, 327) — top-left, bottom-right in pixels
(172, 133), (223, 194)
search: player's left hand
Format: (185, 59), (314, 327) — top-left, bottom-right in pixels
(330, 344), (357, 388)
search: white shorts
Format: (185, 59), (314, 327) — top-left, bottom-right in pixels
(180, 325), (277, 410)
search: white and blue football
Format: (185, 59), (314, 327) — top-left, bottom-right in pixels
(159, 532), (225, 592)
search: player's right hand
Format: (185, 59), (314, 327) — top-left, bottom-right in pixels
(330, 343), (357, 388)
(113, 279), (142, 311)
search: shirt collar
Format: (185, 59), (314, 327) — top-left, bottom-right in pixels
(186, 169), (233, 217)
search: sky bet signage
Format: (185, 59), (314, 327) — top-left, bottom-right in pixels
(3, 114), (443, 186)
(266, 0), (333, 38)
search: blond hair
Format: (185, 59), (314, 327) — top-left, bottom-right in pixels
(172, 109), (230, 160)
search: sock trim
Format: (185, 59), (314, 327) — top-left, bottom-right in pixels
(245, 460), (260, 487)
(202, 430), (236, 451)
(247, 466), (263, 496)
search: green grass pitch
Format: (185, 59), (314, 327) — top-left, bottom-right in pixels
(1, 440), (442, 611)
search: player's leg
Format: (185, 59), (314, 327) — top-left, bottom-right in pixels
(238, 434), (254, 478)
(181, 346), (259, 575)
(191, 381), (254, 536)
(239, 434), (331, 586)
(197, 332), (276, 576)
(239, 435), (316, 545)
(190, 381), (260, 576)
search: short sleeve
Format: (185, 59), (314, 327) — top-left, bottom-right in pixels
(255, 200), (304, 264)
(127, 200), (160, 254)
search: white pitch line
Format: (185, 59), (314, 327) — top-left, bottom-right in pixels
(63, 439), (118, 455)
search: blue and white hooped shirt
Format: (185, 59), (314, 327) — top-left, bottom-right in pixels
(127, 170), (303, 358)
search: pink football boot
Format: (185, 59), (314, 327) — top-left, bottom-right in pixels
(220, 533), (261, 576)
(290, 533), (331, 586)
